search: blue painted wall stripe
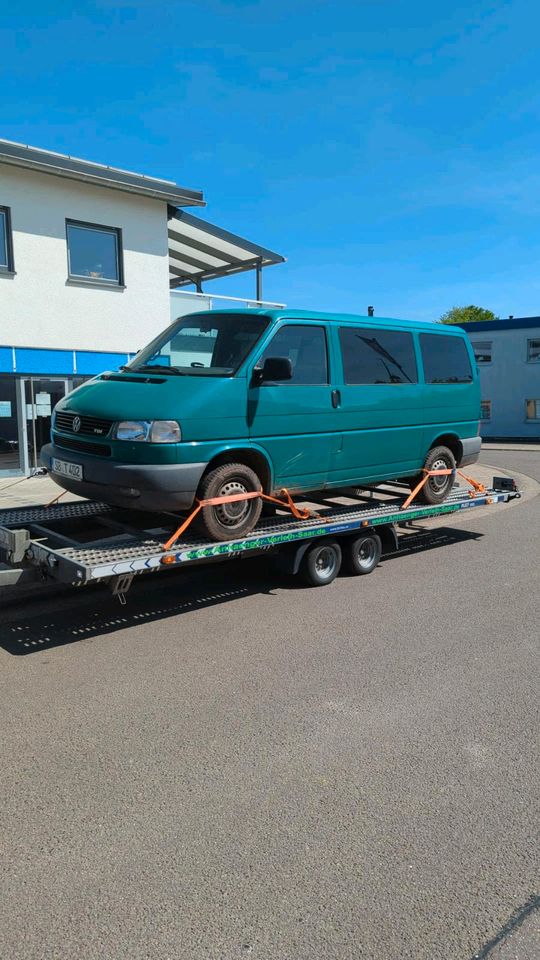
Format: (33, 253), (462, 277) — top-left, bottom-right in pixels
(76, 351), (128, 374)
(0, 346), (131, 375)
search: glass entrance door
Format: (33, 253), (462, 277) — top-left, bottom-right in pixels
(0, 376), (23, 475)
(23, 378), (69, 472)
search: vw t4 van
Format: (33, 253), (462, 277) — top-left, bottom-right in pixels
(42, 310), (481, 541)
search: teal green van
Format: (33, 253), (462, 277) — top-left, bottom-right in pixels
(42, 310), (481, 540)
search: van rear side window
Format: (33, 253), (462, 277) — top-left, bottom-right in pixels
(420, 334), (473, 384)
(339, 327), (417, 384)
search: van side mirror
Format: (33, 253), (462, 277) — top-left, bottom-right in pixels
(253, 356), (293, 385)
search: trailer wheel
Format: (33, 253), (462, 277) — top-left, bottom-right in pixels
(195, 462), (263, 541)
(342, 533), (381, 576)
(300, 540), (342, 587)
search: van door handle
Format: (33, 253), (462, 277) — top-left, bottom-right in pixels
(331, 389), (341, 408)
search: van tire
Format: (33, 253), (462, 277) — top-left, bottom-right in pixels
(413, 445), (456, 505)
(195, 462), (263, 541)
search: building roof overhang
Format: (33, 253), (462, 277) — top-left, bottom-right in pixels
(0, 138), (204, 207)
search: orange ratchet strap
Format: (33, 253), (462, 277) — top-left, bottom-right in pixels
(401, 468), (486, 510)
(162, 487), (315, 552)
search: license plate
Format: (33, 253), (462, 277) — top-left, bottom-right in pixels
(52, 458), (83, 481)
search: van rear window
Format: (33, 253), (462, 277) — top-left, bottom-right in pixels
(420, 334), (473, 384)
(339, 327), (418, 384)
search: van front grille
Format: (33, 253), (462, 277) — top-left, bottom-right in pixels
(52, 433), (112, 458)
(55, 411), (112, 437)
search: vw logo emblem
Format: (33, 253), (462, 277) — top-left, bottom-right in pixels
(72, 416), (82, 433)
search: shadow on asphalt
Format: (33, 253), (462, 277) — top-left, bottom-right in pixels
(1, 525), (483, 656)
(469, 893), (540, 959)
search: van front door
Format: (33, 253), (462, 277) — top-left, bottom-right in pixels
(247, 323), (338, 491)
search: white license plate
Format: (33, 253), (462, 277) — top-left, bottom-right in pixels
(52, 458), (83, 481)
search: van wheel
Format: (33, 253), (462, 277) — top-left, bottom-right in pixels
(342, 533), (381, 575)
(413, 445), (456, 505)
(300, 540), (342, 587)
(195, 462), (263, 541)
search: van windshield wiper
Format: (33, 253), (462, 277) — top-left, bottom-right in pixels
(128, 364), (186, 376)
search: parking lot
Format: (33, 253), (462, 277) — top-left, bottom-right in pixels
(1, 447), (539, 960)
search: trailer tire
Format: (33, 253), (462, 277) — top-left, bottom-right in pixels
(195, 462), (263, 541)
(412, 445), (456, 505)
(342, 533), (381, 576)
(299, 540), (342, 587)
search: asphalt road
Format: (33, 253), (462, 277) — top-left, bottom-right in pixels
(1, 450), (538, 960)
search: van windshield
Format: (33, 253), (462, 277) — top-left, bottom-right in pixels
(127, 313), (270, 377)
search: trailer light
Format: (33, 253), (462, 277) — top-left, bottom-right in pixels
(161, 554), (176, 565)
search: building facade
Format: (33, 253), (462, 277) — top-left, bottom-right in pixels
(461, 317), (540, 439)
(0, 139), (284, 475)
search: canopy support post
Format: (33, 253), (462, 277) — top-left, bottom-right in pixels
(256, 260), (262, 302)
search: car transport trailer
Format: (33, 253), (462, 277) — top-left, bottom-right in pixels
(0, 476), (520, 600)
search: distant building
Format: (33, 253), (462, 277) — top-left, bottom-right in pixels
(460, 317), (540, 439)
(0, 139), (284, 475)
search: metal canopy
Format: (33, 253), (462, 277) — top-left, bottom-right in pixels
(168, 209), (285, 299)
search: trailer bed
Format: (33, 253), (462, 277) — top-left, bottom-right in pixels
(0, 481), (519, 594)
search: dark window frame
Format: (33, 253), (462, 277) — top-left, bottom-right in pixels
(525, 399), (540, 421)
(338, 325), (418, 385)
(65, 218), (124, 287)
(526, 339), (540, 363)
(472, 340), (493, 364)
(0, 205), (15, 273)
(419, 332), (473, 385)
(256, 322), (330, 385)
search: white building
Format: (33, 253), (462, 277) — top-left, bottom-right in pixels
(462, 317), (540, 439)
(0, 139), (284, 475)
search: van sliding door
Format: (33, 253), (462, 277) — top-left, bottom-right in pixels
(330, 326), (423, 484)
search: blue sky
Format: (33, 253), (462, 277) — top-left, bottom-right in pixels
(2, 0), (540, 320)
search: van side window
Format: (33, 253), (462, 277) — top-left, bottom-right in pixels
(257, 325), (328, 384)
(420, 334), (473, 384)
(339, 327), (418, 384)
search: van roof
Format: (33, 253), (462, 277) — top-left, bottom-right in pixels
(184, 308), (464, 333)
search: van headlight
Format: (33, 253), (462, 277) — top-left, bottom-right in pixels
(115, 420), (181, 443)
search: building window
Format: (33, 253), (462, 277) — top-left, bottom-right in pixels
(480, 400), (491, 421)
(0, 206), (15, 272)
(419, 334), (473, 384)
(525, 399), (540, 421)
(472, 340), (492, 363)
(339, 327), (417, 384)
(66, 220), (123, 285)
(527, 339), (540, 363)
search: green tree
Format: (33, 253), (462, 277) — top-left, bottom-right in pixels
(439, 305), (499, 325)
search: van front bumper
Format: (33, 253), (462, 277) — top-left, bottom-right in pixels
(41, 443), (207, 512)
(459, 436), (482, 467)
